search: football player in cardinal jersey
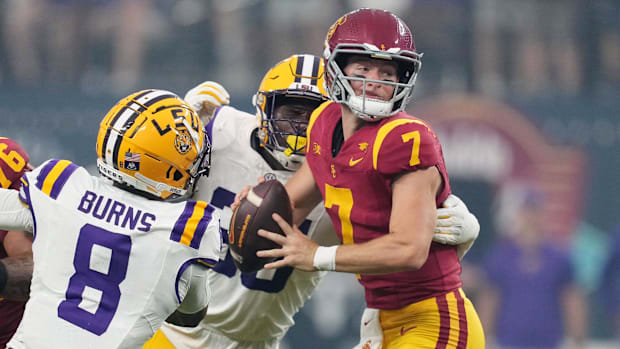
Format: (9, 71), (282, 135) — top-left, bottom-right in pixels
(251, 9), (486, 349)
(145, 54), (480, 349)
(0, 90), (222, 349)
(0, 137), (34, 348)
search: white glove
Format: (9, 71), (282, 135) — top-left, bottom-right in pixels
(184, 81), (230, 123)
(433, 194), (480, 259)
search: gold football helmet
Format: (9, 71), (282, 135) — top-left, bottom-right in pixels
(253, 54), (328, 170)
(96, 89), (211, 201)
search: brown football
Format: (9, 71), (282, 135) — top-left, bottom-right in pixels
(228, 179), (293, 273)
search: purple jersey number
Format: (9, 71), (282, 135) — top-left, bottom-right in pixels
(57, 224), (132, 335)
(210, 187), (311, 293)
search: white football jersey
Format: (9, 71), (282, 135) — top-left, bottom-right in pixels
(7, 159), (222, 349)
(159, 106), (338, 347)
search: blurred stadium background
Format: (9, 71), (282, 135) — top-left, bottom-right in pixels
(1, 0), (618, 348)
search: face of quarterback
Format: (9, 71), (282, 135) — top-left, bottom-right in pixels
(343, 55), (399, 102)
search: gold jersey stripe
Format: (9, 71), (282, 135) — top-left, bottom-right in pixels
(179, 201), (208, 247)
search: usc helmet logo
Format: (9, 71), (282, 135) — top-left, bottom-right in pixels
(326, 15), (347, 41)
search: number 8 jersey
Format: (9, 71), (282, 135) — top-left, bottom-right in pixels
(7, 159), (222, 349)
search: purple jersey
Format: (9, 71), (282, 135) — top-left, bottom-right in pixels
(483, 240), (574, 347)
(0, 230), (26, 347)
(305, 101), (461, 309)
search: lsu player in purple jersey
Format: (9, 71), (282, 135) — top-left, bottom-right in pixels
(249, 8), (486, 349)
(145, 54), (480, 349)
(0, 91), (222, 349)
(0, 137), (34, 348)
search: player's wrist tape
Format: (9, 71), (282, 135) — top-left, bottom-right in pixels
(313, 246), (338, 271)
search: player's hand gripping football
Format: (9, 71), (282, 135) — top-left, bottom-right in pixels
(184, 81), (230, 123)
(433, 194), (480, 259)
(231, 179), (317, 272)
(255, 212), (317, 271)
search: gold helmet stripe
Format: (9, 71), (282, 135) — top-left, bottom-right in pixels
(104, 106), (141, 169)
(103, 90), (182, 170)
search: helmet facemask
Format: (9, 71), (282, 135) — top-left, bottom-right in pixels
(325, 45), (422, 121)
(253, 54), (329, 171)
(256, 92), (324, 170)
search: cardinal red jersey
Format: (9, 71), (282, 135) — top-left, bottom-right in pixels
(0, 230), (27, 347)
(0, 137), (29, 347)
(306, 101), (461, 309)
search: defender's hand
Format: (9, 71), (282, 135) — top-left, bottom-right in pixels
(434, 194), (479, 259)
(184, 81), (230, 123)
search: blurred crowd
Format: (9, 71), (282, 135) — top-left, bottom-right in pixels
(0, 0), (619, 99)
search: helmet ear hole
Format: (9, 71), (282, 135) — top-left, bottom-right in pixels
(173, 170), (183, 181)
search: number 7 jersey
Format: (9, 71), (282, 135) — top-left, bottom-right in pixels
(305, 101), (462, 310)
(8, 159), (222, 349)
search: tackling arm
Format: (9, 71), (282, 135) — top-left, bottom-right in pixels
(434, 194), (480, 259)
(0, 254), (33, 301)
(0, 230), (33, 301)
(0, 188), (33, 232)
(165, 263), (210, 327)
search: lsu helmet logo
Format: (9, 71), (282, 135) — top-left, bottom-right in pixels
(175, 131), (192, 154)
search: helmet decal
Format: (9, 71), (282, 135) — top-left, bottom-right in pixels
(96, 89), (210, 201)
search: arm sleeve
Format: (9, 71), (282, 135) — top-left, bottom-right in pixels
(0, 189), (33, 232)
(176, 263), (210, 314)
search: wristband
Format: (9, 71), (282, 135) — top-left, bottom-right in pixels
(313, 246), (338, 271)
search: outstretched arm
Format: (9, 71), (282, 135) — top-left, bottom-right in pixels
(0, 254), (33, 301)
(0, 189), (33, 232)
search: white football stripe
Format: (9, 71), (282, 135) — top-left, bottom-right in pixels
(246, 189), (264, 207)
(300, 54), (315, 85)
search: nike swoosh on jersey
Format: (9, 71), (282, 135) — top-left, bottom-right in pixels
(400, 326), (417, 336)
(349, 157), (363, 166)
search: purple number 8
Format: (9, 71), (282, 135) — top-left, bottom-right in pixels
(57, 224), (132, 335)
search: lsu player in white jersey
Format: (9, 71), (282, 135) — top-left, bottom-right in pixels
(144, 55), (480, 349)
(0, 90), (222, 349)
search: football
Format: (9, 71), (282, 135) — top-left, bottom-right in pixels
(228, 179), (293, 273)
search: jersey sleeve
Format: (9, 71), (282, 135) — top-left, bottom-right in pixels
(169, 200), (222, 265)
(206, 106), (256, 151)
(0, 188), (33, 232)
(24, 158), (81, 201)
(198, 207), (222, 266)
(373, 118), (445, 175)
(176, 263), (210, 314)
